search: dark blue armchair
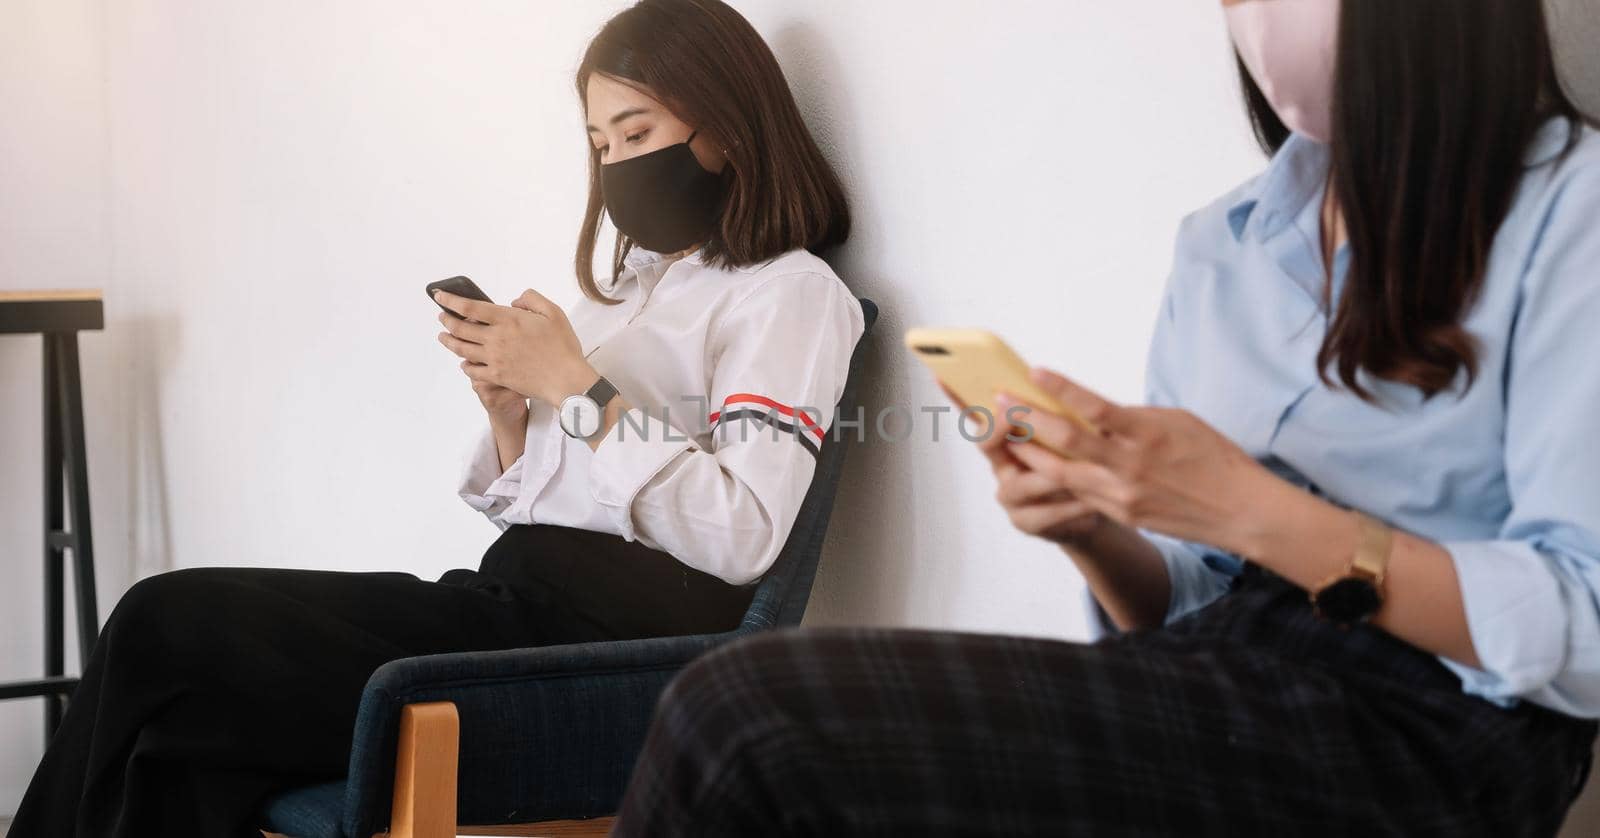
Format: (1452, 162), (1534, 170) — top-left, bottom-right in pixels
(260, 299), (878, 838)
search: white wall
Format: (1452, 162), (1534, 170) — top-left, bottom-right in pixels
(0, 0), (116, 816)
(736, 1), (1265, 634)
(4, 0), (1598, 824)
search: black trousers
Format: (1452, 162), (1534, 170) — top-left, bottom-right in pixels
(10, 523), (753, 838)
(613, 563), (1600, 837)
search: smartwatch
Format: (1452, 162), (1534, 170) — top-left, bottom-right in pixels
(558, 376), (619, 440)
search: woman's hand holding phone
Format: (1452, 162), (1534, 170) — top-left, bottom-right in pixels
(432, 286), (596, 408)
(939, 380), (1110, 548)
(909, 329), (1110, 547)
(426, 276), (525, 419)
(992, 367), (1283, 561)
(912, 328), (1269, 554)
(911, 331), (1275, 630)
(431, 304), (527, 419)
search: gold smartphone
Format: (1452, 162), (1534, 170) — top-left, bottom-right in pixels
(904, 328), (1098, 450)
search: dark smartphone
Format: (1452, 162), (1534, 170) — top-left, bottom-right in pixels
(426, 275), (494, 321)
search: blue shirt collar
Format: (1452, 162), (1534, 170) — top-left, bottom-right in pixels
(1226, 116), (1579, 244)
(1227, 132), (1330, 244)
(1524, 114), (1579, 167)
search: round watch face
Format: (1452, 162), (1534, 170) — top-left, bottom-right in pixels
(1314, 577), (1382, 624)
(560, 394), (602, 439)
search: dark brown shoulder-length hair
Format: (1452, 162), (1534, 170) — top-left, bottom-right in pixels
(573, 0), (850, 304)
(1240, 0), (1594, 400)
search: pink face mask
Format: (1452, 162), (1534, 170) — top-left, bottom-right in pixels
(1225, 0), (1341, 144)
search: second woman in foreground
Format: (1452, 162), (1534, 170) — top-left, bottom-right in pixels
(612, 1), (1600, 836)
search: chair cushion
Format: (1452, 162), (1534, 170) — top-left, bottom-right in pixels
(260, 779), (347, 838)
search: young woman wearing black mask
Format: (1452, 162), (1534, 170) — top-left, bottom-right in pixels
(612, 1), (1600, 836)
(10, 1), (860, 835)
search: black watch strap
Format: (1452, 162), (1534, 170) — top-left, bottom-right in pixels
(585, 376), (618, 409)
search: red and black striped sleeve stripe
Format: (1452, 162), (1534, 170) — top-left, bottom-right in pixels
(708, 393), (823, 459)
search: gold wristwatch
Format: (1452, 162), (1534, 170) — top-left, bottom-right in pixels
(1308, 510), (1392, 627)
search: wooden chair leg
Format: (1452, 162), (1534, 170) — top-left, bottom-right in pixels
(389, 701), (461, 838)
(264, 701), (618, 838)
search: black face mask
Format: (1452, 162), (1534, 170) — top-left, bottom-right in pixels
(601, 130), (726, 254)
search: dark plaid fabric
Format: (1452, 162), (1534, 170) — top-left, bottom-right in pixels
(613, 563), (1599, 837)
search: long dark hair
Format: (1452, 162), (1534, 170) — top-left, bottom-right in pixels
(574, 0), (850, 304)
(1239, 0), (1593, 400)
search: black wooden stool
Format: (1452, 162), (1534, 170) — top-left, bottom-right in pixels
(0, 289), (104, 738)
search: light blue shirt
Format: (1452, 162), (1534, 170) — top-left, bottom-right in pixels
(1090, 117), (1600, 718)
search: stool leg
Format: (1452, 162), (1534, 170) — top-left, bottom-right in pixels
(56, 333), (101, 666)
(43, 334), (66, 736)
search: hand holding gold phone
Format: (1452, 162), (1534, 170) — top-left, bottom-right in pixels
(904, 328), (1099, 456)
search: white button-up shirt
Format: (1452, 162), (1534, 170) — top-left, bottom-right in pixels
(457, 246), (864, 586)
